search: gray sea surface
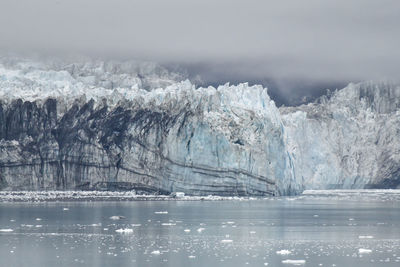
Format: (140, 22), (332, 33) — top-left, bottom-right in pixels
(0, 191), (399, 267)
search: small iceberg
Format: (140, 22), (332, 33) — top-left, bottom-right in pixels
(0, 229), (13, 232)
(282, 259), (306, 265)
(358, 248), (372, 254)
(115, 228), (133, 234)
(109, 216), (125, 220)
(276, 250), (291, 255)
(358, 235), (374, 239)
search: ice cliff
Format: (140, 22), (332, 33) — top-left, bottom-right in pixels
(0, 58), (399, 195)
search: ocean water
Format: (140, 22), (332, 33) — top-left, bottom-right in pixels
(0, 192), (399, 267)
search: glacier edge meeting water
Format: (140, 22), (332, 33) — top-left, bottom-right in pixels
(0, 58), (399, 195)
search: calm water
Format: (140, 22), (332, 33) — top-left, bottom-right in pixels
(0, 196), (399, 267)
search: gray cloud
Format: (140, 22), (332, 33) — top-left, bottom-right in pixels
(1, 0), (399, 104)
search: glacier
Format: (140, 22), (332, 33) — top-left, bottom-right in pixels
(0, 58), (399, 195)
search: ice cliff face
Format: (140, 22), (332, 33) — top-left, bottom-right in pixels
(282, 81), (400, 191)
(0, 58), (399, 195)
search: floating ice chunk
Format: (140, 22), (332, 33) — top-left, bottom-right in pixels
(358, 235), (374, 239)
(161, 223), (176, 226)
(264, 263), (268, 266)
(184, 229), (191, 233)
(0, 229), (13, 232)
(90, 223), (101, 227)
(282, 259), (306, 265)
(109, 216), (125, 220)
(276, 250), (292, 255)
(188, 255), (196, 259)
(220, 239), (233, 243)
(154, 211), (168, 214)
(358, 248), (372, 254)
(250, 231), (256, 234)
(35, 218), (42, 221)
(63, 208), (69, 211)
(131, 224), (141, 227)
(151, 250), (161, 255)
(226, 221), (235, 224)
(115, 228), (133, 234)
(197, 228), (205, 233)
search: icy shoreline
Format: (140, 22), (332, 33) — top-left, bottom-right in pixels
(0, 191), (260, 202)
(1, 189), (400, 202)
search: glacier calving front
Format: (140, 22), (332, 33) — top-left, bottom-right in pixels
(0, 59), (399, 195)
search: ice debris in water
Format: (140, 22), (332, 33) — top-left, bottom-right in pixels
(151, 250), (161, 255)
(184, 229), (191, 233)
(276, 250), (292, 255)
(282, 259), (306, 265)
(358, 235), (374, 239)
(0, 229), (14, 232)
(197, 228), (205, 233)
(109, 216), (125, 220)
(220, 239), (233, 243)
(358, 248), (372, 254)
(115, 228), (133, 234)
(154, 211), (168, 214)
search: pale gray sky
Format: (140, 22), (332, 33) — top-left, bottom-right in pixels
(1, 0), (399, 104)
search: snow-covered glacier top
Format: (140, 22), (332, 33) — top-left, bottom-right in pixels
(0, 56), (185, 105)
(0, 57), (280, 124)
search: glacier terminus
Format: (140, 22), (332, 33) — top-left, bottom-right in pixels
(0, 58), (399, 196)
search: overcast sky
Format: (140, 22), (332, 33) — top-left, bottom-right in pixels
(1, 0), (399, 104)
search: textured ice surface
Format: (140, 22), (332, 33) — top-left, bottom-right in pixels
(0, 57), (400, 195)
